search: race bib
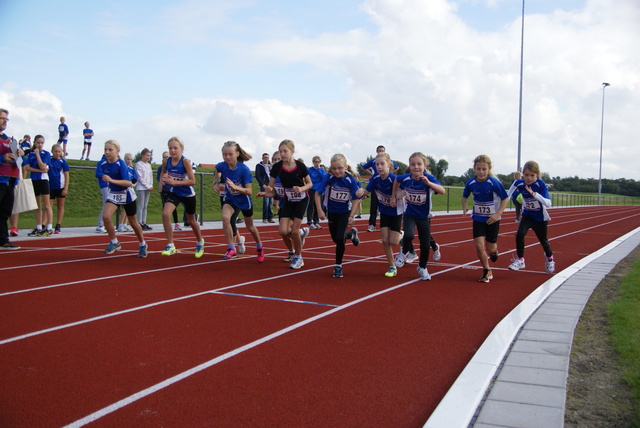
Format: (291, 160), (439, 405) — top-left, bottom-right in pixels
(285, 188), (305, 202)
(405, 189), (426, 205)
(375, 190), (392, 206)
(107, 190), (127, 204)
(523, 198), (541, 211)
(274, 184), (285, 198)
(473, 201), (496, 216)
(329, 187), (351, 203)
(226, 181), (241, 196)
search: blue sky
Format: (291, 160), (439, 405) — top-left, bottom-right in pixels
(2, 0), (639, 180)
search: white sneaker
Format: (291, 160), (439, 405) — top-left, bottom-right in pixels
(174, 223), (183, 231)
(394, 252), (406, 268)
(117, 224), (127, 233)
(237, 235), (246, 254)
(289, 255), (304, 269)
(433, 244), (441, 262)
(509, 257), (526, 271)
(417, 266), (431, 281)
(96, 226), (106, 233)
(367, 225), (376, 232)
(545, 259), (555, 274)
(405, 251), (418, 263)
(300, 227), (310, 247)
(126, 225), (133, 232)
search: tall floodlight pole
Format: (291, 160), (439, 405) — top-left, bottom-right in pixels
(516, 0), (525, 172)
(598, 82), (611, 205)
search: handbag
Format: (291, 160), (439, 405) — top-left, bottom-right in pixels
(11, 178), (38, 214)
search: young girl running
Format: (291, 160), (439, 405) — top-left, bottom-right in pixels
(461, 154), (509, 283)
(159, 137), (204, 258)
(315, 154), (362, 278)
(258, 139), (312, 269)
(48, 144), (69, 234)
(25, 135), (53, 237)
(353, 152), (404, 277)
(392, 152), (445, 281)
(214, 141), (265, 262)
(507, 160), (555, 273)
(95, 140), (147, 257)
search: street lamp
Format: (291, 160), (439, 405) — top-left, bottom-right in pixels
(598, 82), (610, 205)
(516, 0), (525, 173)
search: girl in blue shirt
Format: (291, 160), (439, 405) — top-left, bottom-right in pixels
(25, 135), (53, 236)
(214, 141), (264, 262)
(315, 153), (362, 278)
(306, 156), (327, 229)
(392, 152), (445, 281)
(96, 140), (147, 257)
(507, 161), (555, 273)
(461, 154), (509, 283)
(353, 152), (403, 278)
(159, 137), (204, 258)
(48, 144), (69, 234)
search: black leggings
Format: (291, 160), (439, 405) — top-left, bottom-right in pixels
(516, 215), (552, 258)
(402, 215), (431, 268)
(328, 211), (355, 265)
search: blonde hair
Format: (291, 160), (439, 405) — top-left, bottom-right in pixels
(279, 139), (295, 153)
(51, 143), (62, 152)
(104, 139), (120, 151)
(522, 160), (541, 177)
(167, 136), (184, 149)
(222, 140), (252, 162)
(473, 154), (495, 176)
(330, 153), (354, 175)
(409, 152), (430, 167)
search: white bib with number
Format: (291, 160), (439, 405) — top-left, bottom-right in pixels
(473, 201), (496, 216)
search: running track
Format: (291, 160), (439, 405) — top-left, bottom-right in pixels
(1, 206), (639, 427)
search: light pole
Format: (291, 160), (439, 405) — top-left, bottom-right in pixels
(598, 82), (610, 205)
(516, 0), (525, 173)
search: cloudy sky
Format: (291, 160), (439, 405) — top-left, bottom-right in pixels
(2, 0), (638, 180)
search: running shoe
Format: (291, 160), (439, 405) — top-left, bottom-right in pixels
(333, 265), (343, 278)
(195, 240), (205, 259)
(138, 243), (148, 258)
(54, 224), (61, 234)
(309, 223), (317, 230)
(161, 245), (177, 256)
(96, 226), (107, 233)
(300, 227), (310, 247)
(417, 266), (431, 281)
(126, 225), (134, 232)
(289, 255), (304, 269)
(41, 229), (53, 237)
(545, 259), (556, 274)
(384, 266), (397, 278)
(257, 247), (265, 263)
(237, 235), (246, 254)
(174, 223), (182, 231)
(350, 228), (359, 246)
(104, 242), (121, 254)
(117, 224), (127, 233)
(283, 252), (295, 262)
(355, 214), (362, 219)
(0, 242), (20, 250)
(509, 257), (526, 271)
(367, 225), (376, 232)
(28, 229), (41, 237)
(9, 227), (18, 237)
(479, 269), (493, 283)
(433, 244), (441, 262)
(394, 252), (406, 268)
(316, 223), (322, 229)
(222, 249), (237, 260)
(489, 251), (499, 262)
(405, 251), (418, 264)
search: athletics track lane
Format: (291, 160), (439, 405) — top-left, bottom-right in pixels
(0, 206), (639, 426)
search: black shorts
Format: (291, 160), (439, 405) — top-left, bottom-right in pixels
(49, 188), (66, 199)
(107, 200), (138, 217)
(472, 220), (500, 243)
(32, 179), (50, 197)
(380, 213), (402, 232)
(222, 199), (254, 218)
(279, 198), (309, 220)
(83, 141), (92, 147)
(165, 193), (197, 215)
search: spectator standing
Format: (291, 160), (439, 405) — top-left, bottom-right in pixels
(57, 116), (69, 158)
(135, 148), (153, 230)
(255, 152), (274, 223)
(0, 108), (22, 249)
(80, 122), (94, 160)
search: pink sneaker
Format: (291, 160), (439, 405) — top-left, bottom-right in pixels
(223, 249), (237, 260)
(257, 247), (265, 263)
(9, 227), (18, 237)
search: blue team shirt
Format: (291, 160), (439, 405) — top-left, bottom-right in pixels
(27, 150), (51, 181)
(366, 173), (400, 216)
(95, 157), (136, 204)
(216, 161), (253, 210)
(363, 158), (399, 178)
(308, 166), (327, 191)
(83, 128), (93, 143)
(164, 156), (195, 198)
(463, 176), (508, 223)
(396, 172), (440, 220)
(58, 124), (69, 141)
(48, 157), (69, 190)
(317, 173), (362, 214)
(508, 178), (552, 222)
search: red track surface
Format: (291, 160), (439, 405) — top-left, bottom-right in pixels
(1, 206), (639, 427)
